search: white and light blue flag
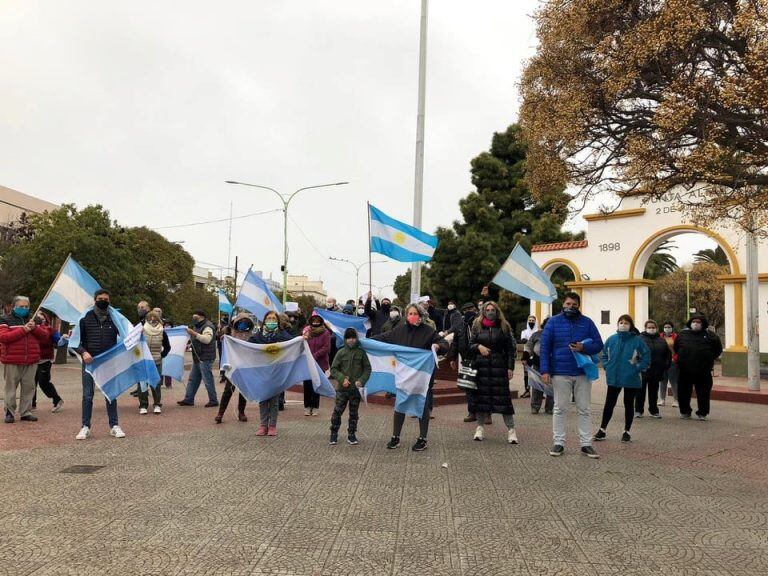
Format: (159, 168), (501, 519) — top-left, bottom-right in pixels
(161, 326), (189, 382)
(67, 305), (134, 350)
(85, 334), (161, 402)
(313, 308), (371, 346)
(369, 204), (438, 263)
(220, 335), (335, 403)
(235, 268), (284, 320)
(218, 289), (233, 316)
(360, 339), (435, 417)
(491, 243), (557, 303)
(40, 256), (101, 324)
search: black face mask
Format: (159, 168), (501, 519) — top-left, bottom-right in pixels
(528, 322), (535, 329)
(463, 311), (476, 323)
(563, 306), (580, 319)
(95, 300), (109, 311)
(138, 309), (148, 319)
(381, 302), (391, 312)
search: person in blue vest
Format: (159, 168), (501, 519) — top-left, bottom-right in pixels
(539, 292), (604, 459)
(594, 314), (650, 444)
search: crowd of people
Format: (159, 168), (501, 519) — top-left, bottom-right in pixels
(1, 286), (724, 458)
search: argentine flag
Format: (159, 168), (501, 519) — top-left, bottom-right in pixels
(236, 268), (284, 320)
(360, 339), (435, 417)
(161, 326), (189, 382)
(220, 335), (335, 403)
(218, 290), (233, 316)
(313, 308), (371, 346)
(491, 243), (557, 303)
(85, 336), (161, 402)
(40, 255), (101, 323)
(369, 204), (438, 263)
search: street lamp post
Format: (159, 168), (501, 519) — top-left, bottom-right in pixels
(682, 262), (694, 320)
(329, 257), (386, 313)
(226, 180), (349, 304)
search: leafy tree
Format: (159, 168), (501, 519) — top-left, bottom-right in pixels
(166, 280), (218, 326)
(695, 246), (730, 267)
(394, 124), (581, 329)
(520, 0), (768, 234)
(0, 204), (198, 323)
(393, 268), (432, 308)
(644, 240), (679, 280)
(649, 262), (727, 335)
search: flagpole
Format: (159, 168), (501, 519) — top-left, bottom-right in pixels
(409, 0), (428, 303)
(367, 202), (372, 299)
(33, 253), (72, 319)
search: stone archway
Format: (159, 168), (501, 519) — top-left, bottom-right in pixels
(536, 258), (582, 321)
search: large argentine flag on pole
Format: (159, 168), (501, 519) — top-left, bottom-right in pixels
(369, 204), (438, 263)
(218, 290), (233, 316)
(220, 335), (335, 403)
(161, 326), (189, 382)
(39, 255), (101, 323)
(235, 268), (284, 319)
(313, 308), (371, 346)
(85, 335), (161, 402)
(360, 339), (435, 417)
(491, 243), (557, 303)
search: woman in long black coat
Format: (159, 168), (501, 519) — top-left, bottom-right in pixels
(469, 301), (518, 444)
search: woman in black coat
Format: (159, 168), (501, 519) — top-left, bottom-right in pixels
(637, 319), (671, 418)
(469, 301), (518, 444)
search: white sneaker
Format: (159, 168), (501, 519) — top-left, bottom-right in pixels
(507, 428), (519, 445)
(473, 425), (484, 441)
(139, 407), (148, 415)
(110, 425), (125, 438)
(304, 408), (311, 417)
(52, 399), (64, 413)
(672, 401), (679, 408)
(153, 405), (162, 414)
(75, 426), (91, 440)
(658, 399), (666, 406)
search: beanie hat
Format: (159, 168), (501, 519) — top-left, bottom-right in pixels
(343, 327), (359, 340)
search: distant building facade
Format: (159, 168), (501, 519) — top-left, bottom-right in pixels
(286, 274), (327, 301)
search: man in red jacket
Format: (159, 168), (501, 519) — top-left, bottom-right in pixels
(1, 296), (48, 423)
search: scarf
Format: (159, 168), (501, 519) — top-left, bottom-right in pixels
(481, 317), (497, 328)
(309, 324), (326, 337)
(143, 321), (164, 338)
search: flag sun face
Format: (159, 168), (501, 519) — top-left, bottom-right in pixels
(262, 296), (271, 306)
(132, 347), (142, 359)
(264, 344), (281, 357)
(390, 358), (397, 369)
(393, 231), (407, 245)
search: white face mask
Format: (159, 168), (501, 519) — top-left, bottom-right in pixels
(617, 324), (630, 332)
(663, 327), (673, 335)
(357, 308), (365, 315)
(389, 310), (400, 320)
(691, 323), (703, 331)
(447, 304), (456, 311)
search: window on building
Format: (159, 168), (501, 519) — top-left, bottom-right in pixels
(601, 310), (610, 325)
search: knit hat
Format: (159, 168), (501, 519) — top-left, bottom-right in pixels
(461, 302), (476, 311)
(343, 327), (358, 340)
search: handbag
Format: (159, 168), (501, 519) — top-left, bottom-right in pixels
(456, 359), (478, 390)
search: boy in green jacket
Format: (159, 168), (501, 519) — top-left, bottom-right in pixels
(329, 328), (371, 445)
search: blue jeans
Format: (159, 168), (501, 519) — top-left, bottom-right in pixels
(183, 360), (217, 404)
(82, 366), (118, 428)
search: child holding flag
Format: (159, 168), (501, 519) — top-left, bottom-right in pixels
(329, 328), (371, 445)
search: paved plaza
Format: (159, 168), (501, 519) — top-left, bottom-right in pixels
(1, 362), (767, 576)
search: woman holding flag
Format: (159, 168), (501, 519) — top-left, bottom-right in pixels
(372, 303), (448, 452)
(215, 312), (254, 424)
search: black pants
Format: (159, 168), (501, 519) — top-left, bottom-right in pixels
(531, 388), (554, 413)
(33, 361), (62, 406)
(636, 373), (660, 415)
(523, 368), (530, 392)
(303, 380), (320, 409)
(219, 380), (246, 414)
(393, 390), (433, 438)
(600, 386), (637, 432)
(678, 369), (713, 417)
(331, 387), (360, 434)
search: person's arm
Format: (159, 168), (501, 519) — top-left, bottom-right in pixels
(363, 296), (376, 321)
(431, 330), (449, 355)
(539, 322), (553, 375)
(371, 328), (395, 344)
(330, 349), (344, 383)
(468, 326), (480, 353)
(195, 326), (214, 345)
(31, 324), (49, 342)
(315, 331), (331, 360)
(0, 324), (26, 344)
(76, 317), (87, 355)
(636, 340), (651, 372)
(711, 334), (724, 359)
(663, 340), (672, 368)
(582, 320), (604, 355)
(161, 331), (171, 358)
(506, 331), (517, 370)
(359, 351), (372, 385)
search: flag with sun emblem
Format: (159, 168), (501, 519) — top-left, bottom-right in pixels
(236, 267), (284, 319)
(359, 339), (436, 417)
(369, 203), (438, 262)
(84, 335), (161, 402)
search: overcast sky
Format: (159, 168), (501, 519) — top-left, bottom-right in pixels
(1, 1), (711, 302)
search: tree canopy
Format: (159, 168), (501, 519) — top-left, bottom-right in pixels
(520, 0), (768, 233)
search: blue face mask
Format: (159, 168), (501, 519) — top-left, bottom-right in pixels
(13, 307), (29, 318)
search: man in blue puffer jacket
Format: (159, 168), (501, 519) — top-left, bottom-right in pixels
(539, 292), (603, 458)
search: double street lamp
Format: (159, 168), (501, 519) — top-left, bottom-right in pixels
(226, 180), (349, 303)
(329, 257), (386, 313)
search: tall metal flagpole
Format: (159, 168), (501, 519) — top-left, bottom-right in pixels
(409, 0), (428, 304)
(367, 202), (373, 300)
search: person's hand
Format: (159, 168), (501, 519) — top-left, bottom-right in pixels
(569, 342), (584, 352)
(23, 320), (35, 333)
(542, 373), (551, 385)
(507, 369), (514, 380)
(302, 333), (309, 340)
(343, 378), (350, 388)
(82, 351), (93, 364)
(450, 360), (457, 370)
(367, 291), (373, 300)
(355, 381), (362, 388)
(478, 345), (491, 357)
(186, 327), (196, 336)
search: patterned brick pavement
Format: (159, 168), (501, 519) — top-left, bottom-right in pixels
(1, 362), (767, 575)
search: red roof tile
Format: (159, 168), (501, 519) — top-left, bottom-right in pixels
(531, 240), (588, 253)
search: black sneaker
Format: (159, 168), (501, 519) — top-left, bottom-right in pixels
(329, 432), (338, 445)
(412, 437), (428, 452)
(520, 390), (531, 398)
(581, 446), (600, 459)
(20, 414), (38, 422)
(621, 432), (631, 443)
(347, 434), (359, 445)
(386, 436), (400, 449)
(593, 429), (607, 441)
(177, 400), (193, 406)
(130, 390), (140, 397)
(204, 401), (219, 408)
(4, 411), (14, 424)
(463, 414), (477, 423)
(549, 444), (564, 457)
